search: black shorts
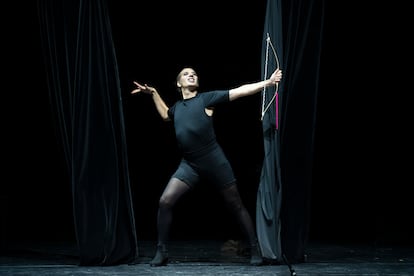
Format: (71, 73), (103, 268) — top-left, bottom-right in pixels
(171, 142), (236, 190)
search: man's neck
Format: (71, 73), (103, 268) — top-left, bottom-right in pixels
(182, 90), (198, 100)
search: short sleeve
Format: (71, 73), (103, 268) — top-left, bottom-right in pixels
(167, 103), (176, 120)
(201, 90), (229, 107)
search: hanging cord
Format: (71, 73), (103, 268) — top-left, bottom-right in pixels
(261, 33), (280, 123)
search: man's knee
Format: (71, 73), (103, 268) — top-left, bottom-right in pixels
(159, 196), (174, 210)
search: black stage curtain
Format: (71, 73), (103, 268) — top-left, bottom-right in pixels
(256, 0), (284, 263)
(257, 0), (325, 263)
(37, 0), (139, 265)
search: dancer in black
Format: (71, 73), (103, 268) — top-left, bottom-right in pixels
(131, 67), (282, 266)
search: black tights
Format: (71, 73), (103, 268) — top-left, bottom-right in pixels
(156, 177), (257, 246)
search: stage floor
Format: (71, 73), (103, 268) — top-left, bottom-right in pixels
(1, 240), (413, 275)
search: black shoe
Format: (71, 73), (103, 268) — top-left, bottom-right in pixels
(150, 244), (169, 267)
(250, 243), (263, 266)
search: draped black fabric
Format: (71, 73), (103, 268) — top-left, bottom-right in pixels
(256, 0), (284, 262)
(37, 0), (139, 265)
(257, 0), (325, 263)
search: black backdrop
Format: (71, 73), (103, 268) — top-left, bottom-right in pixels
(2, 0), (412, 257)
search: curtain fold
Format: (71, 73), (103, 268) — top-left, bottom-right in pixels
(257, 0), (325, 263)
(38, 0), (139, 265)
(256, 0), (284, 263)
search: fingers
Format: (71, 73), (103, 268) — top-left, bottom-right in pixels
(131, 81), (141, 94)
(275, 69), (282, 79)
(131, 81), (143, 94)
(133, 81), (145, 88)
(131, 81), (155, 95)
(269, 69), (282, 84)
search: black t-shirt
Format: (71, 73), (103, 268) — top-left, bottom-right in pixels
(168, 90), (229, 153)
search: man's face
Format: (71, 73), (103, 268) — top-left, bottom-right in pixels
(177, 68), (199, 90)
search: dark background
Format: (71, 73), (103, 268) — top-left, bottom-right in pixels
(2, 1), (411, 249)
